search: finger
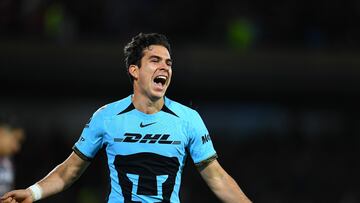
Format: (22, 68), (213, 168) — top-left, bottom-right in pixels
(1, 192), (13, 200)
(1, 197), (12, 203)
(1, 190), (18, 200)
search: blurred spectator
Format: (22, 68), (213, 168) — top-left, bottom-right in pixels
(0, 114), (25, 196)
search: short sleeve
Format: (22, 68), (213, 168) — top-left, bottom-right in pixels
(73, 107), (106, 161)
(187, 110), (217, 165)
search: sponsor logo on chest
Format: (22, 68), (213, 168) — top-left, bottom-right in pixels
(114, 133), (181, 145)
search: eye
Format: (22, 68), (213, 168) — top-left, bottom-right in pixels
(149, 56), (160, 63)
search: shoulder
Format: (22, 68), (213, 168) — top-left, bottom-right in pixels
(92, 95), (132, 119)
(164, 97), (202, 121)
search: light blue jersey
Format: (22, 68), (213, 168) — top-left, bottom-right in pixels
(73, 95), (217, 203)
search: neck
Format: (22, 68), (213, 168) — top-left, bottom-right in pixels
(132, 92), (164, 114)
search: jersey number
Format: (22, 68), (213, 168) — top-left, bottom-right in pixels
(114, 153), (180, 202)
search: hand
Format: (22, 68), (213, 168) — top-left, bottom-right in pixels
(1, 189), (33, 203)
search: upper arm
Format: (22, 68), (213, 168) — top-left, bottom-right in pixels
(198, 159), (226, 183)
(57, 152), (91, 182)
(63, 152), (90, 171)
(198, 160), (253, 203)
(198, 159), (234, 194)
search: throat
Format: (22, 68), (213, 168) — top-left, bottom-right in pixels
(132, 94), (164, 114)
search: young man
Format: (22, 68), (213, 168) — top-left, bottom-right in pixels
(0, 114), (25, 197)
(1, 33), (252, 203)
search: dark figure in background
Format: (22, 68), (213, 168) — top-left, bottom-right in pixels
(0, 114), (25, 196)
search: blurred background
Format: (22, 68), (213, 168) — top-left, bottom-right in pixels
(1, 0), (360, 202)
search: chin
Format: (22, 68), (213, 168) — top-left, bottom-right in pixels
(150, 91), (166, 100)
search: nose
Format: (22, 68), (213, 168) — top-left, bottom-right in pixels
(159, 61), (171, 71)
(159, 61), (168, 69)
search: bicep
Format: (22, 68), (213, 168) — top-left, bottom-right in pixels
(198, 159), (235, 193)
(198, 159), (226, 182)
(65, 152), (90, 172)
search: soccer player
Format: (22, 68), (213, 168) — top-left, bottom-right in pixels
(0, 114), (25, 197)
(1, 33), (252, 203)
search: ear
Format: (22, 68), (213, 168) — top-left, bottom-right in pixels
(128, 65), (139, 80)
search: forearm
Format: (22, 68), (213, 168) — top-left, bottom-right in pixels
(35, 164), (78, 198)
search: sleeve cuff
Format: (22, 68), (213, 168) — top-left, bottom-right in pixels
(72, 146), (93, 162)
(195, 153), (218, 168)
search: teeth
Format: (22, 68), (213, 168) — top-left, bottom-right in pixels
(156, 75), (167, 80)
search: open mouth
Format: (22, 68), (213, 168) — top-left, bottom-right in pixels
(153, 75), (167, 86)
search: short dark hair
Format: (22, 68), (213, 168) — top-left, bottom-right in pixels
(124, 33), (171, 82)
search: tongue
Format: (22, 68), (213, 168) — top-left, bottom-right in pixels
(154, 81), (163, 88)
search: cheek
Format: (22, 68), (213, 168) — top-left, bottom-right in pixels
(139, 71), (151, 83)
(142, 68), (155, 81)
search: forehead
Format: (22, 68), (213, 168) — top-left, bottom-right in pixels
(142, 45), (171, 59)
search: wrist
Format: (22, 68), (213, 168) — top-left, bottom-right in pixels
(28, 183), (43, 201)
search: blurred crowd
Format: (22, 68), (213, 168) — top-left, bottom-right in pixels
(1, 0), (360, 49)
